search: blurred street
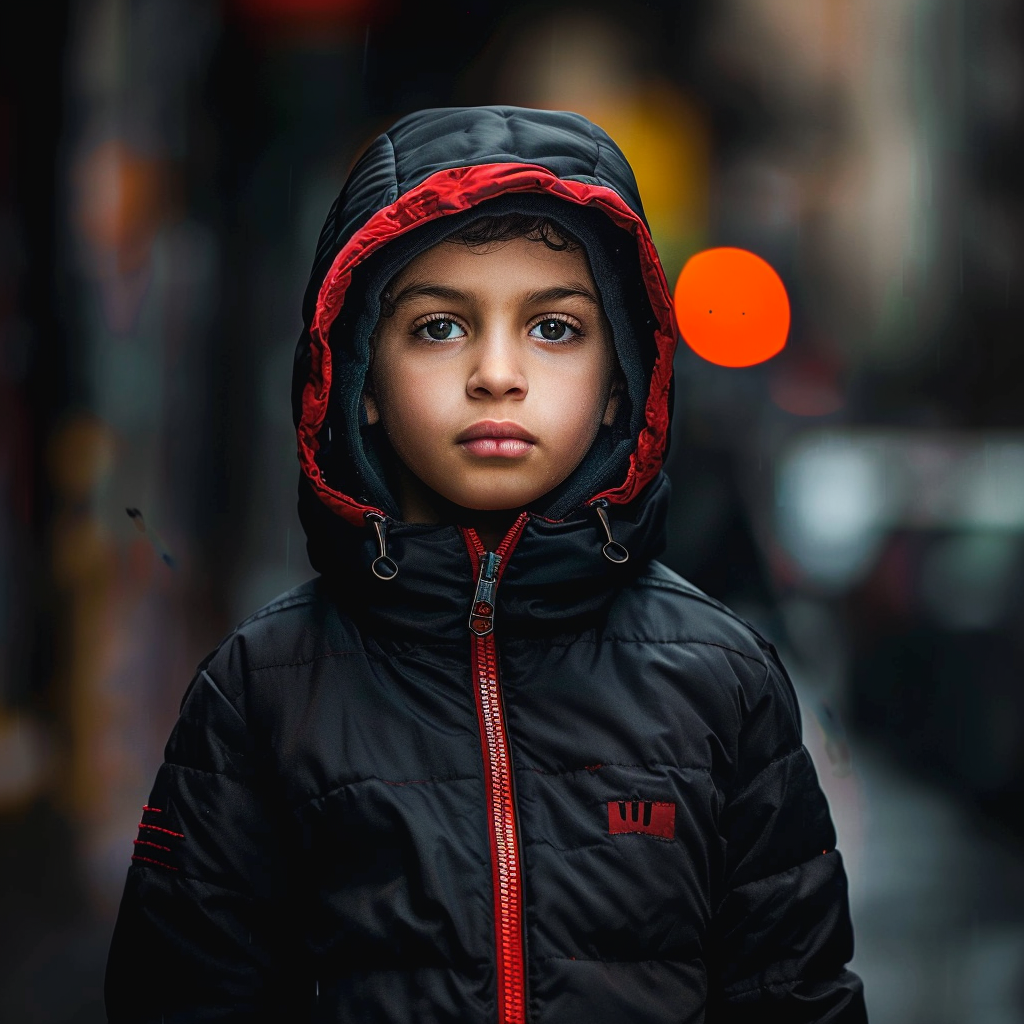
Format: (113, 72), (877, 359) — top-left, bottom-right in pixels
(844, 747), (1024, 1024)
(3, 0), (1024, 1019)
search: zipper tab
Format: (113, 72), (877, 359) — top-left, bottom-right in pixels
(469, 551), (501, 636)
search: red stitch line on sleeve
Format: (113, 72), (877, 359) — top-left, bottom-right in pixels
(134, 838), (172, 853)
(138, 822), (185, 838)
(132, 854), (179, 871)
(142, 805), (162, 813)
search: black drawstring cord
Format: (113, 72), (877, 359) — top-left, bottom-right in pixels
(591, 499), (629, 564)
(364, 512), (399, 579)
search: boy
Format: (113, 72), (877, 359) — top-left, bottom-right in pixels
(106, 106), (866, 1023)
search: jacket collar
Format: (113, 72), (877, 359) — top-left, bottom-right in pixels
(303, 473), (670, 643)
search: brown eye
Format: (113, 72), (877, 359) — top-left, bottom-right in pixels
(532, 319), (576, 342)
(417, 319), (465, 341)
(427, 319), (454, 340)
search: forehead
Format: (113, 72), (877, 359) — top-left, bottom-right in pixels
(389, 235), (598, 297)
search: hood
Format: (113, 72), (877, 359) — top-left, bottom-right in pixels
(292, 105), (678, 625)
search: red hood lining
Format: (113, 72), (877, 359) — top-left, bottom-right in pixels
(299, 162), (677, 528)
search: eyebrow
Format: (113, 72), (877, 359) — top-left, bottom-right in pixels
(389, 282), (601, 308)
(525, 285), (601, 305)
(390, 284), (468, 306)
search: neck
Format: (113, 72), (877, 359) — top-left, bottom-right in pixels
(463, 510), (521, 552)
(394, 466), (521, 552)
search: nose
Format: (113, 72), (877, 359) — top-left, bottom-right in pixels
(466, 330), (528, 401)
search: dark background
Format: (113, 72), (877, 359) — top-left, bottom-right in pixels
(3, 0), (1024, 1019)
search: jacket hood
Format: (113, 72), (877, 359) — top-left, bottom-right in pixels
(292, 105), (678, 614)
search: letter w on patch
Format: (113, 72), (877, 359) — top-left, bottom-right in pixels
(608, 799), (675, 839)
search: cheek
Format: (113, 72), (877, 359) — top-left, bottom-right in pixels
(373, 356), (449, 442)
(536, 352), (614, 431)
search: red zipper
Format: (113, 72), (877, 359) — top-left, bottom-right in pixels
(463, 514), (528, 1024)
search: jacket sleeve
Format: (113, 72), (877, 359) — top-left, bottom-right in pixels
(709, 646), (868, 1023)
(105, 648), (298, 1023)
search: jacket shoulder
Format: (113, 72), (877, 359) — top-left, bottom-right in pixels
(607, 560), (774, 669)
(195, 578), (363, 708)
(607, 563), (803, 764)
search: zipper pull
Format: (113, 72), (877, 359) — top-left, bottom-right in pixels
(365, 511), (398, 580)
(469, 551), (501, 636)
(590, 498), (629, 564)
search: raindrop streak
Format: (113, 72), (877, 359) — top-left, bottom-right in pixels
(126, 508), (176, 569)
(286, 528), (291, 574)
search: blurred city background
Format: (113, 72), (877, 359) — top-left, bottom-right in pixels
(2, 0), (1024, 1019)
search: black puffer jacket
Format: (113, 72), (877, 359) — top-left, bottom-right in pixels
(106, 107), (866, 1024)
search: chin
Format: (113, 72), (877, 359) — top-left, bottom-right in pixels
(446, 489), (540, 513)
(454, 499), (530, 513)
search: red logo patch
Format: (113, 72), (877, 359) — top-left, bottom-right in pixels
(608, 800), (675, 839)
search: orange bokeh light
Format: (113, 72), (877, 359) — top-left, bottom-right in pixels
(674, 247), (790, 367)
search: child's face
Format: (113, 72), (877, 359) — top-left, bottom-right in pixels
(364, 235), (619, 520)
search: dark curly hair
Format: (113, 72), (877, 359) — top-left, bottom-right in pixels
(447, 213), (581, 252)
(378, 214), (581, 318)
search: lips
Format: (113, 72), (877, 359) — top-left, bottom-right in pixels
(456, 421), (537, 458)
